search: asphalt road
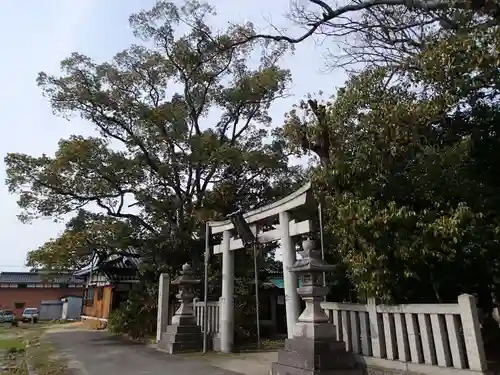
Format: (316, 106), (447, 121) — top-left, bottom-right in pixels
(46, 330), (242, 375)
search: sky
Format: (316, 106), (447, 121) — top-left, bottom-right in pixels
(0, 0), (347, 272)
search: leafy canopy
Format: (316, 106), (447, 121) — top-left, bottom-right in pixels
(6, 0), (301, 272)
(283, 5), (500, 306)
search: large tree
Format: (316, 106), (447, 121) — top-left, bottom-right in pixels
(281, 1), (500, 314)
(6, 1), (302, 273)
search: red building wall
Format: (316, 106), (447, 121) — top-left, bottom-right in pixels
(0, 288), (85, 317)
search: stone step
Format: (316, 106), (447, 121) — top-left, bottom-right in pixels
(277, 348), (358, 371)
(284, 338), (345, 354)
(166, 324), (201, 335)
(157, 339), (202, 354)
(161, 332), (202, 344)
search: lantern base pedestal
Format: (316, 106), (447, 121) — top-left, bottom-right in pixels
(271, 336), (363, 375)
(157, 323), (202, 354)
(274, 239), (360, 374)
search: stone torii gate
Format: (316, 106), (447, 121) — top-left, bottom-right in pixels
(208, 182), (315, 353)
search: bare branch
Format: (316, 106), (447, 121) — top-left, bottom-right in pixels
(249, 0), (495, 43)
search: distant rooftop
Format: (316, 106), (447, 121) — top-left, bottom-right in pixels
(74, 250), (141, 277)
(74, 251), (141, 282)
(0, 271), (84, 285)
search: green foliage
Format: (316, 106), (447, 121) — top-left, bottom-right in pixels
(26, 210), (141, 270)
(15, 0), (500, 344)
(4, 0), (305, 337)
(5, 0), (302, 274)
(283, 8), (500, 309)
(108, 290), (156, 339)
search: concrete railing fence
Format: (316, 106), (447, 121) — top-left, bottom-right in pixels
(166, 292), (488, 374)
(193, 297), (220, 335)
(321, 294), (488, 374)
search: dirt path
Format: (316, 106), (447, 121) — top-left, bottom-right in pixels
(46, 330), (242, 375)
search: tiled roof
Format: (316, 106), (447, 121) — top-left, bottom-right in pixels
(0, 271), (85, 285)
(105, 253), (141, 269)
(74, 250), (141, 277)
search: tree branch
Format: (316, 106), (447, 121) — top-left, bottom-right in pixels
(245, 0), (490, 45)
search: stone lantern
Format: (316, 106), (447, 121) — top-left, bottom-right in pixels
(157, 263), (203, 354)
(171, 263), (200, 325)
(271, 239), (362, 375)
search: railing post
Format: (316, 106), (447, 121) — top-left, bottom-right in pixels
(458, 294), (487, 371)
(217, 296), (223, 334)
(193, 297), (200, 326)
(211, 297), (224, 352)
(368, 297), (385, 358)
(156, 273), (170, 344)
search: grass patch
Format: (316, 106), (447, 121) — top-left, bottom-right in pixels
(0, 338), (25, 350)
(0, 325), (69, 375)
(0, 339), (27, 375)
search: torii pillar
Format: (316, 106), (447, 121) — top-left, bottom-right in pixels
(280, 210), (301, 338)
(209, 182), (314, 353)
(220, 230), (234, 353)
